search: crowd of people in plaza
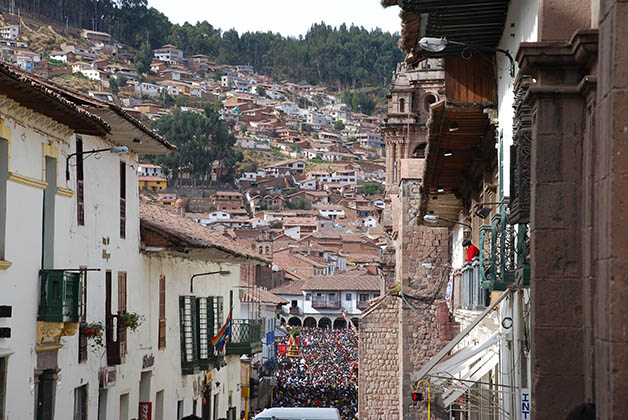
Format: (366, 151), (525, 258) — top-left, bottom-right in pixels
(273, 327), (358, 420)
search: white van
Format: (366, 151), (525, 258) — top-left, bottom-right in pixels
(253, 407), (340, 420)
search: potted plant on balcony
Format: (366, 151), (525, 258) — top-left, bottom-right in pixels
(82, 321), (104, 348)
(119, 311), (144, 332)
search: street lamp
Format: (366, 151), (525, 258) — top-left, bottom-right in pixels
(190, 270), (231, 293)
(65, 146), (129, 181)
(418, 37), (515, 78)
(423, 214), (471, 230)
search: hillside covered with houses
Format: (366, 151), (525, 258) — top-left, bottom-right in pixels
(0, 11), (391, 417)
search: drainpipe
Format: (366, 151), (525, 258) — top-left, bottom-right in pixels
(513, 289), (522, 420)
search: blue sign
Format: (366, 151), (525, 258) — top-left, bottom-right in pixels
(266, 331), (275, 345)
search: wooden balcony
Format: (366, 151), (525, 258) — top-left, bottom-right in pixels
(357, 300), (370, 310)
(226, 319), (262, 356)
(312, 299), (341, 309)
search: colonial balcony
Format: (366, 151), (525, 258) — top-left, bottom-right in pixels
(289, 306), (300, 315)
(38, 269), (82, 323)
(226, 319), (262, 356)
(312, 298), (341, 310)
(480, 212), (530, 291)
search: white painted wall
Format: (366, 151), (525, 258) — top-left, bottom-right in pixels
(497, 0), (539, 200)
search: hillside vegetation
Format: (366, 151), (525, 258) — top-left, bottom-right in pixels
(1, 0), (403, 89)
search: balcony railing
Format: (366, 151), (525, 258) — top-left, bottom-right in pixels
(461, 258), (485, 310)
(480, 213), (530, 291)
(226, 319), (262, 355)
(357, 300), (370, 310)
(312, 299), (341, 309)
(38, 269), (82, 322)
(289, 307), (300, 315)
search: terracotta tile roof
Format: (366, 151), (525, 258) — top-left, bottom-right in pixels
(139, 196), (269, 264)
(0, 61), (109, 135)
(269, 279), (305, 295)
(303, 272), (381, 291)
(283, 217), (318, 226)
(241, 286), (287, 304)
(347, 254), (380, 263)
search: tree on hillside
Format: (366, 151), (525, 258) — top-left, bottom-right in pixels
(334, 119), (345, 131)
(151, 108), (241, 187)
(134, 39), (153, 77)
(256, 86), (267, 97)
(363, 182), (384, 195)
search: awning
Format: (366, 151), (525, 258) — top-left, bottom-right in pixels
(429, 332), (502, 407)
(413, 288), (512, 382)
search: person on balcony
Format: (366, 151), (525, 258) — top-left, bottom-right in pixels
(463, 239), (479, 262)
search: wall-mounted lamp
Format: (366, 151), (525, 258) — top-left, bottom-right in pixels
(443, 150), (453, 157)
(448, 121), (459, 132)
(190, 270), (231, 293)
(424, 214), (472, 230)
(473, 201), (506, 219)
(65, 146), (129, 181)
(418, 37), (515, 78)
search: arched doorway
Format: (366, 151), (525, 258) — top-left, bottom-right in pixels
(288, 317), (302, 327)
(351, 318), (360, 329)
(333, 318), (347, 329)
(318, 317), (332, 329)
(303, 317), (317, 328)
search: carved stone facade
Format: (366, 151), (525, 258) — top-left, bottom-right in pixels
(359, 61), (450, 420)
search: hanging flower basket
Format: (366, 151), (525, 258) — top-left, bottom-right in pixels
(119, 311), (144, 332)
(82, 321), (104, 348)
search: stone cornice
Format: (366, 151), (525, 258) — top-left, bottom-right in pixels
(0, 94), (74, 142)
(8, 172), (47, 189)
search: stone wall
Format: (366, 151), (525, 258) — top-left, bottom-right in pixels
(359, 295), (401, 420)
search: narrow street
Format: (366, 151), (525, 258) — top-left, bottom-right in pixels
(273, 328), (358, 420)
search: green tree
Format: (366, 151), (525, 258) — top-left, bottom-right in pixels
(151, 108), (241, 186)
(334, 119), (345, 130)
(256, 86), (267, 97)
(134, 39), (153, 77)
(363, 182), (384, 195)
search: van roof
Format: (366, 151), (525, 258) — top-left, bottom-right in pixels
(254, 407), (340, 420)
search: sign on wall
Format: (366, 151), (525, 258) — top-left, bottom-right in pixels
(521, 389), (531, 419)
(139, 402), (152, 420)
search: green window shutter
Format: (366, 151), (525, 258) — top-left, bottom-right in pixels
(179, 296), (199, 374)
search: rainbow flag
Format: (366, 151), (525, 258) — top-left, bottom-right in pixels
(210, 308), (232, 352)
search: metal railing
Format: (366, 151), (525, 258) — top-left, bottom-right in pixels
(357, 300), (370, 310)
(229, 319), (262, 345)
(312, 299), (341, 309)
(461, 258), (484, 310)
(480, 212), (530, 290)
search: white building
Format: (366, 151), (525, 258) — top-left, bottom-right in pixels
(0, 67), (177, 420)
(272, 271), (380, 329)
(140, 198), (270, 420)
(153, 44), (183, 64)
(318, 205), (345, 220)
(138, 163), (163, 177)
(0, 25), (19, 40)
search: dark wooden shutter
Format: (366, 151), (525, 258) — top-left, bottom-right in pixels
(105, 270), (121, 365)
(78, 268), (87, 363)
(117, 272), (127, 358)
(76, 137), (84, 226)
(119, 161), (126, 239)
(158, 275), (166, 349)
